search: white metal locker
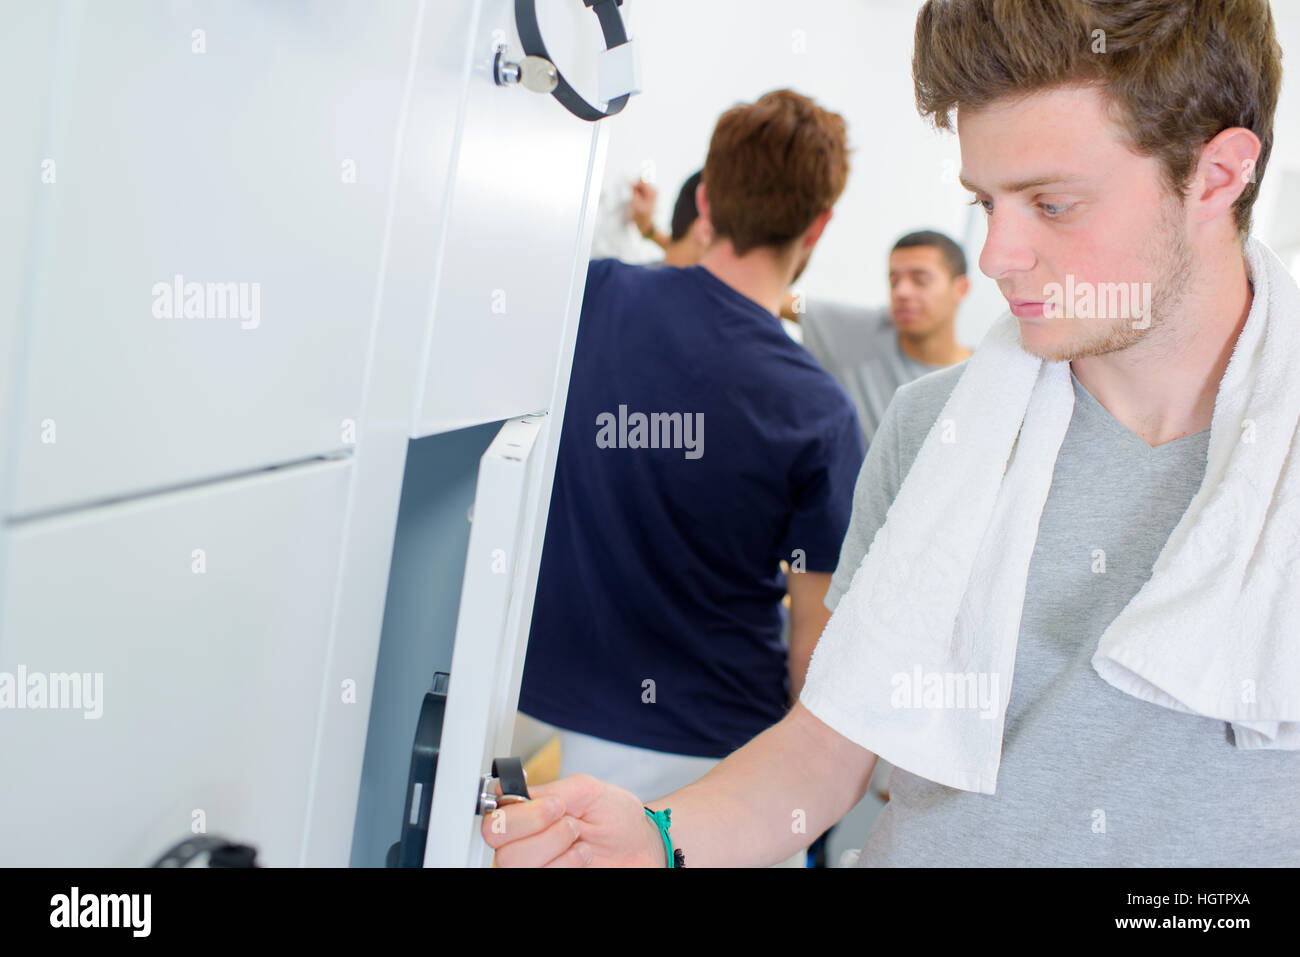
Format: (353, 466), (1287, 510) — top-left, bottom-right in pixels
(0, 0), (627, 870)
(11, 1), (416, 517)
(413, 0), (610, 435)
(0, 459), (352, 866)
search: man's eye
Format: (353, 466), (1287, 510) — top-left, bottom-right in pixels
(1040, 203), (1071, 217)
(967, 197), (993, 215)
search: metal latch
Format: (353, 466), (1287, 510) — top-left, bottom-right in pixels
(477, 756), (531, 813)
(493, 47), (559, 94)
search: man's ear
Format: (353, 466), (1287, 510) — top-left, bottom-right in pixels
(690, 215), (714, 248)
(804, 207), (833, 247)
(953, 274), (971, 301)
(1190, 126), (1262, 227)
(695, 182), (710, 225)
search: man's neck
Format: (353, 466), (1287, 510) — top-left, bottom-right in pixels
(662, 241), (697, 268)
(698, 241), (796, 317)
(898, 327), (972, 366)
(1070, 239), (1253, 448)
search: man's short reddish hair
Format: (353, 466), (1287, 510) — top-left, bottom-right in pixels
(702, 89), (850, 256)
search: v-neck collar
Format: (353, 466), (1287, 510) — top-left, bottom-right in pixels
(1068, 368), (1211, 454)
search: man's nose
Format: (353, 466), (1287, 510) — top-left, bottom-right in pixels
(892, 279), (917, 299)
(979, 208), (1036, 281)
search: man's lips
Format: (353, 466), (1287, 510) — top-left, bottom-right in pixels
(1008, 298), (1047, 320)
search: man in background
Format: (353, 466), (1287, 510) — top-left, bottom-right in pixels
(782, 231), (973, 811)
(629, 170), (713, 267)
(517, 91), (863, 870)
(783, 230), (973, 447)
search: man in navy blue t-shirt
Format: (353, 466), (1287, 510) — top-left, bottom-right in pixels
(518, 90), (864, 800)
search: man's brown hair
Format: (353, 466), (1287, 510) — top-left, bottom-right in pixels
(702, 89), (850, 256)
(912, 0), (1282, 234)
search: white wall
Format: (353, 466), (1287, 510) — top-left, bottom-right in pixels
(595, 0), (1300, 348)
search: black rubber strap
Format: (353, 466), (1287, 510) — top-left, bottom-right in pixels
(515, 0), (631, 122)
(151, 835), (259, 868)
(492, 757), (531, 800)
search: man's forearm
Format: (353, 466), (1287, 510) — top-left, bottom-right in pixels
(643, 701), (876, 867)
(788, 644), (815, 704)
(786, 571), (834, 704)
(633, 213), (670, 251)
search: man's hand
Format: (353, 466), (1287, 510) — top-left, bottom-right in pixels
(629, 178), (658, 236)
(482, 773), (666, 867)
(486, 704), (877, 867)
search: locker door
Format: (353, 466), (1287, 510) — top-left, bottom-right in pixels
(296, 0), (489, 867)
(425, 416), (552, 866)
(0, 459), (351, 867)
(10, 0), (418, 516)
(413, 0), (610, 435)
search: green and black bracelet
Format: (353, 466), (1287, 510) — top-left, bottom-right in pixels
(643, 807), (685, 867)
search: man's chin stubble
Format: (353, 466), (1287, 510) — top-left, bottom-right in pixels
(1017, 317), (1156, 363)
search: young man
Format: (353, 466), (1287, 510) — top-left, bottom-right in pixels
(491, 0), (1298, 867)
(785, 230), (973, 447)
(515, 91), (863, 823)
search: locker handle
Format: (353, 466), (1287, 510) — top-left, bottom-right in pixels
(386, 672), (450, 867)
(385, 671), (532, 866)
(151, 835), (260, 867)
(476, 757), (531, 813)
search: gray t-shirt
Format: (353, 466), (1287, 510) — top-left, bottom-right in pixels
(799, 301), (941, 448)
(825, 361), (1300, 866)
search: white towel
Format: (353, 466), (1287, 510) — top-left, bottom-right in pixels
(800, 236), (1300, 794)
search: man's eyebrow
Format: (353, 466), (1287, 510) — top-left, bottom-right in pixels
(958, 173), (1083, 193)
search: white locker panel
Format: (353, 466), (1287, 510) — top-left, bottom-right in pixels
(11, 0), (418, 517)
(0, 458), (351, 867)
(297, 0), (486, 865)
(426, 415), (548, 866)
(414, 0), (608, 435)
(0, 6), (57, 489)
